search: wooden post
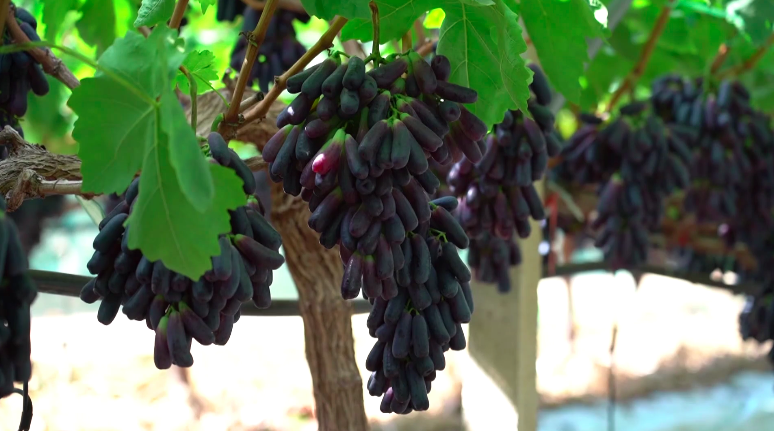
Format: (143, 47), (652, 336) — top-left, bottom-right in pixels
(462, 179), (543, 431)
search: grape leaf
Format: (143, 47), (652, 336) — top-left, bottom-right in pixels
(725, 0), (774, 45)
(300, 0), (371, 21)
(341, 0), (437, 43)
(175, 50), (219, 95)
(199, 0), (217, 14)
(157, 36), (214, 213)
(521, 0), (604, 105)
(126, 129), (245, 279)
(437, 0), (532, 128)
(42, 0), (78, 41)
(135, 0), (175, 28)
(68, 28), (189, 197)
(76, 0), (117, 56)
(579, 47), (633, 110)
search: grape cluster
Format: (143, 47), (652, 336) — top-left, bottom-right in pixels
(561, 101), (692, 269)
(445, 65), (559, 291)
(229, 7), (310, 93)
(650, 75), (761, 224)
(0, 195), (38, 398)
(0, 7), (50, 159)
(263, 51), (483, 412)
(80, 133), (284, 369)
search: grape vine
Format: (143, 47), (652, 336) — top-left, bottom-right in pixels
(0, 0), (773, 429)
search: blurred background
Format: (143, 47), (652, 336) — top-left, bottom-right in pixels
(0, 1), (773, 430)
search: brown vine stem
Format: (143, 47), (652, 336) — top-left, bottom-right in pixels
(709, 43), (730, 75)
(169, 0), (189, 29)
(416, 39), (436, 57)
(221, 0), (280, 136)
(240, 0), (306, 13)
(241, 16), (348, 125)
(718, 32), (774, 80)
(401, 30), (411, 53)
(0, 125), (269, 211)
(413, 18), (426, 47)
(606, 2), (674, 113)
(0, 0), (10, 44)
(5, 9), (80, 89)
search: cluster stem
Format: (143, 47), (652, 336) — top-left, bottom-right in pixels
(606, 2), (674, 113)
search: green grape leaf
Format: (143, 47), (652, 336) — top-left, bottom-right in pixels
(42, 0), (79, 41)
(300, 0), (372, 21)
(437, 0), (532, 128)
(126, 132), (245, 280)
(725, 0), (774, 45)
(199, 0), (217, 14)
(341, 0), (437, 43)
(521, 0), (604, 105)
(134, 0), (176, 28)
(76, 0), (117, 55)
(68, 28), (187, 196)
(175, 50), (219, 95)
(68, 74), (155, 195)
(579, 47), (633, 109)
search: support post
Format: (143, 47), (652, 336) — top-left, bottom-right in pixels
(462, 179), (543, 431)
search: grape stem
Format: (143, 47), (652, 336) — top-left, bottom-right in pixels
(401, 30), (411, 53)
(416, 39), (436, 57)
(709, 43), (730, 75)
(240, 0), (306, 13)
(4, 9), (80, 90)
(367, 1), (382, 64)
(606, 1), (674, 113)
(240, 16), (349, 126)
(169, 0), (189, 29)
(413, 18), (426, 47)
(0, 0), (10, 44)
(222, 0), (281, 136)
(718, 32), (774, 79)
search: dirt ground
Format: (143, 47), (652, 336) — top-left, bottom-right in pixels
(0, 273), (769, 431)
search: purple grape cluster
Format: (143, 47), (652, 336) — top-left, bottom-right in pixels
(80, 133), (284, 369)
(560, 101), (692, 269)
(262, 50), (483, 413)
(0, 7), (50, 159)
(0, 195), (38, 398)
(229, 8), (310, 93)
(445, 65), (559, 291)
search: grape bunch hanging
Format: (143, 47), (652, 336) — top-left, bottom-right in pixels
(0, 195), (38, 398)
(445, 64), (560, 292)
(263, 50), (481, 413)
(560, 100), (692, 269)
(0, 6), (50, 160)
(650, 75), (764, 225)
(229, 7), (310, 93)
(80, 133), (284, 369)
